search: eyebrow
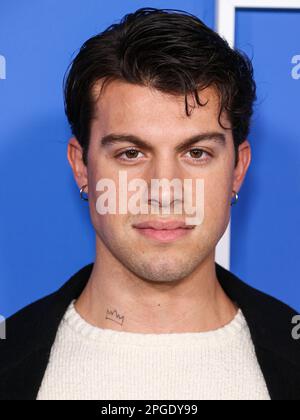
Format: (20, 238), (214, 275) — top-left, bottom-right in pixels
(100, 132), (226, 153)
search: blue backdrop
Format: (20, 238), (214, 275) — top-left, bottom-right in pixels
(231, 8), (300, 313)
(0, 1), (299, 317)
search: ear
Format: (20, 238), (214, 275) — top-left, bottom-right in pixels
(67, 137), (88, 192)
(232, 140), (252, 194)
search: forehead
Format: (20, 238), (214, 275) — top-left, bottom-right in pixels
(91, 79), (230, 138)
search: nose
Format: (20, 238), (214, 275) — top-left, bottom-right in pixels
(146, 157), (184, 212)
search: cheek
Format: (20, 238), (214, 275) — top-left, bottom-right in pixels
(90, 211), (130, 249)
(202, 167), (233, 224)
(87, 155), (119, 201)
(206, 178), (231, 209)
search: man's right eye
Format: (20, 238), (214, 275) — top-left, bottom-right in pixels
(116, 149), (144, 161)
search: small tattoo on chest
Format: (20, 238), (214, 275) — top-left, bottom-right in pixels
(105, 308), (125, 326)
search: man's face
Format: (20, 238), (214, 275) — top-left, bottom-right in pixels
(70, 80), (250, 283)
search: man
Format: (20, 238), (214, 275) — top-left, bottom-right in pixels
(0, 7), (299, 400)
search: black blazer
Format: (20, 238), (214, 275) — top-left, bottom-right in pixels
(0, 262), (300, 400)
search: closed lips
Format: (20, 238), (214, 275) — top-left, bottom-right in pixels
(132, 221), (195, 230)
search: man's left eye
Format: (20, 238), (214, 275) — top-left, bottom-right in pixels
(186, 149), (210, 161)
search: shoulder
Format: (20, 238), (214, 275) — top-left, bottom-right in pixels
(0, 263), (93, 375)
(0, 263), (93, 400)
(0, 290), (60, 374)
(216, 263), (300, 368)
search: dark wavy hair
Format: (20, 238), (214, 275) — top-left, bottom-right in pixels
(64, 7), (257, 167)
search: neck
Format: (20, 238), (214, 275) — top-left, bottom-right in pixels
(75, 238), (238, 334)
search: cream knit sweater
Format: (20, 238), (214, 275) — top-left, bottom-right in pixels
(37, 300), (270, 400)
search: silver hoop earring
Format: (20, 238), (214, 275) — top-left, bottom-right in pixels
(231, 190), (239, 206)
(80, 184), (89, 201)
